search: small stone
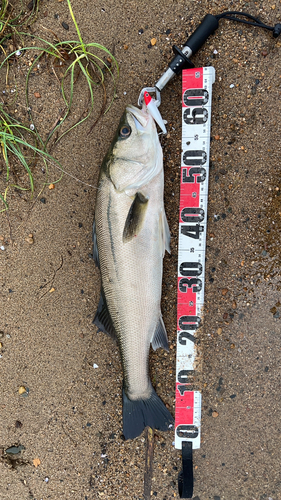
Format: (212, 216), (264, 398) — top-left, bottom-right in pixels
(232, 301), (237, 309)
(49, 287), (55, 293)
(49, 183), (55, 189)
(0, 342), (2, 348)
(217, 328), (222, 335)
(214, 135), (220, 140)
(212, 411), (219, 418)
(229, 84), (235, 88)
(34, 92), (41, 98)
(25, 236), (34, 244)
(93, 363), (98, 369)
(0, 246), (4, 251)
(230, 343), (235, 349)
(30, 124), (35, 130)
(40, 197), (46, 203)
(138, 29), (144, 34)
(151, 38), (157, 46)
(221, 288), (228, 296)
(261, 50), (268, 57)
(15, 420), (23, 428)
(0, 332), (4, 338)
(62, 22), (69, 30)
(123, 44), (129, 50)
(19, 386), (27, 395)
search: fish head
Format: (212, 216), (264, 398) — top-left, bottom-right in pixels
(109, 104), (163, 192)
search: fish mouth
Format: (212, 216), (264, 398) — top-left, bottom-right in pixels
(126, 105), (149, 131)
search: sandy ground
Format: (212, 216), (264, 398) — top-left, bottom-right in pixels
(0, 0), (281, 499)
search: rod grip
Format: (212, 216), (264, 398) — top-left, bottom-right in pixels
(185, 14), (219, 54)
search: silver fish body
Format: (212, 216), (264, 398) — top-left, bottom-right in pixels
(93, 105), (173, 439)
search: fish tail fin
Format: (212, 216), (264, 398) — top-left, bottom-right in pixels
(122, 386), (174, 440)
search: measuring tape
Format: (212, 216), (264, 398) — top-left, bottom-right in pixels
(175, 66), (215, 452)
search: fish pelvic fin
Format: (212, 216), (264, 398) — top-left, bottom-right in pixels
(123, 192), (148, 243)
(151, 315), (169, 351)
(159, 208), (171, 257)
(93, 290), (117, 340)
(122, 386), (174, 440)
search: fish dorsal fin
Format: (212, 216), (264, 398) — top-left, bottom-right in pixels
(123, 192), (148, 243)
(159, 209), (171, 257)
(93, 290), (117, 340)
(151, 315), (169, 351)
(92, 218), (100, 268)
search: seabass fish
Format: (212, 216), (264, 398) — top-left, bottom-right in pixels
(93, 104), (173, 439)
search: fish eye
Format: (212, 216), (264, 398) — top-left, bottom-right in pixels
(119, 125), (131, 138)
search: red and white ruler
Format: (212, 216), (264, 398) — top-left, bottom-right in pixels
(175, 66), (215, 450)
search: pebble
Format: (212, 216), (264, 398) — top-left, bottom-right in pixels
(30, 124), (35, 130)
(221, 288), (228, 296)
(34, 92), (41, 98)
(49, 183), (55, 190)
(5, 445), (25, 455)
(0, 246), (5, 251)
(19, 386), (27, 395)
(151, 38), (157, 46)
(212, 411), (219, 418)
(0, 342), (2, 348)
(93, 363), (99, 369)
(0, 332), (4, 338)
(25, 235), (34, 244)
(62, 22), (69, 30)
(217, 328), (222, 335)
(229, 84), (235, 88)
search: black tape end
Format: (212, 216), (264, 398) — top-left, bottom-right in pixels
(178, 441), (193, 498)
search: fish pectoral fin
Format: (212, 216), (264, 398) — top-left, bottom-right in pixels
(159, 209), (171, 257)
(92, 218), (100, 268)
(151, 315), (169, 352)
(123, 192), (149, 243)
(93, 290), (117, 340)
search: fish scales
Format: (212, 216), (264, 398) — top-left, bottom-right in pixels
(94, 104), (174, 439)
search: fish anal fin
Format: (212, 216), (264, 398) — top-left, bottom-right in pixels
(151, 315), (169, 351)
(93, 290), (117, 340)
(92, 218), (100, 268)
(123, 192), (148, 243)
